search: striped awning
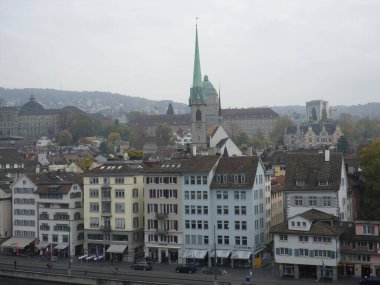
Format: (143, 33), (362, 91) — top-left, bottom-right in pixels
(1, 237), (35, 248)
(183, 249), (208, 259)
(231, 250), (252, 260)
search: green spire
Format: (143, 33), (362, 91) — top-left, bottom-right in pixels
(193, 25), (202, 88)
(189, 23), (206, 105)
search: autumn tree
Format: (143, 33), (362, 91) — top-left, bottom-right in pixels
(359, 140), (380, 219)
(67, 113), (93, 142)
(76, 153), (94, 171)
(155, 124), (174, 144)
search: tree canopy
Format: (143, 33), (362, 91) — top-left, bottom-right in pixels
(360, 140), (380, 219)
(166, 103), (174, 115)
(155, 124), (174, 144)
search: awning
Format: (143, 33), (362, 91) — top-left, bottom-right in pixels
(37, 242), (50, 250)
(231, 250), (252, 260)
(55, 244), (69, 250)
(210, 249), (231, 258)
(1, 237), (35, 248)
(106, 244), (127, 253)
(183, 249), (208, 259)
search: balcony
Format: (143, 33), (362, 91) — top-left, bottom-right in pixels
(100, 225), (112, 232)
(101, 211), (112, 217)
(156, 213), (168, 219)
(156, 228), (168, 235)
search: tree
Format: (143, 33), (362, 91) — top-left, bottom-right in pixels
(166, 103), (174, 115)
(127, 111), (144, 123)
(155, 124), (174, 144)
(127, 149), (144, 160)
(56, 130), (73, 146)
(251, 130), (271, 149)
(67, 113), (93, 142)
(76, 153), (94, 171)
(235, 132), (249, 147)
(336, 135), (349, 154)
(359, 140), (380, 219)
(269, 116), (293, 145)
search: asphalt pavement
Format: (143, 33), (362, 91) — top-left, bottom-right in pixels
(0, 254), (362, 285)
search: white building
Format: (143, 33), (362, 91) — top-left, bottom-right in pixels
(271, 209), (344, 281)
(283, 150), (350, 221)
(5, 173), (84, 257)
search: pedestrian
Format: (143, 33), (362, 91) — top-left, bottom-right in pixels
(14, 260), (16, 270)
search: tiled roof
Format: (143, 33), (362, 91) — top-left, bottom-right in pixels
(339, 222), (380, 242)
(271, 220), (345, 236)
(263, 150), (287, 165)
(87, 162), (145, 176)
(222, 108), (279, 119)
(131, 114), (191, 128)
(284, 152), (343, 191)
(298, 209), (339, 221)
(210, 156), (260, 189)
(27, 172), (83, 194)
(143, 156), (220, 174)
(285, 123), (338, 135)
(0, 148), (24, 163)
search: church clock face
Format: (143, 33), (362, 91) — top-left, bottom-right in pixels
(196, 122), (202, 129)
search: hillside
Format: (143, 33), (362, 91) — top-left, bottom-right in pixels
(1, 87), (379, 119)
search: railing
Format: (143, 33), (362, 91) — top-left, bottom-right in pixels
(156, 213), (168, 219)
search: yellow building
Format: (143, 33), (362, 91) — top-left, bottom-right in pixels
(82, 162), (145, 262)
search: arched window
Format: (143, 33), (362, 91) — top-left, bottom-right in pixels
(196, 110), (202, 121)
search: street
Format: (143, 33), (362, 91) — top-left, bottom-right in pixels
(0, 254), (362, 285)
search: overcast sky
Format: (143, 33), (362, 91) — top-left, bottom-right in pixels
(1, 0), (379, 108)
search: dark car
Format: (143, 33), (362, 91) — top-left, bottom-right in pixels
(359, 277), (380, 285)
(131, 261), (152, 271)
(175, 265), (197, 274)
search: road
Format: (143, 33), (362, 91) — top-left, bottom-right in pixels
(0, 254), (362, 285)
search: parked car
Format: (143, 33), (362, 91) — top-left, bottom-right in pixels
(360, 277), (380, 285)
(175, 265), (197, 274)
(131, 261), (152, 271)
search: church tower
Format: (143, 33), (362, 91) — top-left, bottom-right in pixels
(189, 23), (207, 149)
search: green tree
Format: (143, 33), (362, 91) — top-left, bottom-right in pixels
(127, 111), (145, 123)
(56, 130), (73, 146)
(337, 113), (358, 143)
(166, 103), (174, 115)
(251, 130), (271, 149)
(336, 135), (349, 154)
(67, 113), (93, 142)
(155, 124), (174, 144)
(269, 116), (293, 145)
(360, 140), (380, 219)
(126, 125), (146, 146)
(127, 149), (144, 160)
(235, 132), (249, 146)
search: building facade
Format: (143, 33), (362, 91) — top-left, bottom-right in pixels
(83, 163), (145, 262)
(306, 100), (329, 123)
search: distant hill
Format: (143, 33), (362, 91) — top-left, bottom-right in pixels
(0, 87), (189, 116)
(1, 87), (379, 120)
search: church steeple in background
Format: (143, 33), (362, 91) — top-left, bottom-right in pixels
(189, 20), (206, 105)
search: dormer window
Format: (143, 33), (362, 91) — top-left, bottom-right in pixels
(319, 180), (328, 186)
(234, 174), (239, 183)
(279, 157), (285, 163)
(216, 175), (221, 182)
(296, 180), (305, 186)
(222, 174), (227, 183)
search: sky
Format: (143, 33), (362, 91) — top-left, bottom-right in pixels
(0, 0), (379, 108)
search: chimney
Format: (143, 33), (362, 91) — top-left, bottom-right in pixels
(36, 164), (40, 174)
(247, 147), (253, 157)
(192, 145), (197, 156)
(324, 149), (330, 162)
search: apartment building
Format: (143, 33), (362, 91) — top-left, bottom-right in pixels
(83, 162), (145, 262)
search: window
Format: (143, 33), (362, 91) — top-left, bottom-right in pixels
(295, 196), (303, 206)
(296, 180), (305, 186)
(309, 196), (317, 206)
(133, 217), (139, 228)
(217, 206), (222, 215)
(90, 217), (99, 228)
(319, 180), (328, 186)
(90, 203), (99, 212)
(299, 236), (309, 242)
(223, 191), (228, 199)
(133, 203), (138, 213)
(216, 191), (222, 199)
(196, 109), (202, 121)
(280, 248), (289, 255)
(280, 235), (288, 241)
(115, 178), (124, 184)
(90, 189), (99, 198)
(363, 225), (375, 235)
(223, 206), (229, 215)
(299, 249), (309, 256)
(217, 235), (223, 245)
(115, 203), (125, 213)
(202, 176), (207, 185)
(115, 218), (125, 229)
(322, 196), (331, 207)
(89, 177), (99, 184)
(52, 235), (58, 242)
(132, 188), (138, 198)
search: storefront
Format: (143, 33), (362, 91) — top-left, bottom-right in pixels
(106, 244), (127, 262)
(183, 249), (208, 266)
(230, 250), (251, 268)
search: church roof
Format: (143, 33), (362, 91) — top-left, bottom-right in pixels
(202, 75), (218, 96)
(286, 123), (338, 135)
(222, 108), (279, 119)
(21, 95), (44, 111)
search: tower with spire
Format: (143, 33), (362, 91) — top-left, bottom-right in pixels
(189, 22), (208, 148)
